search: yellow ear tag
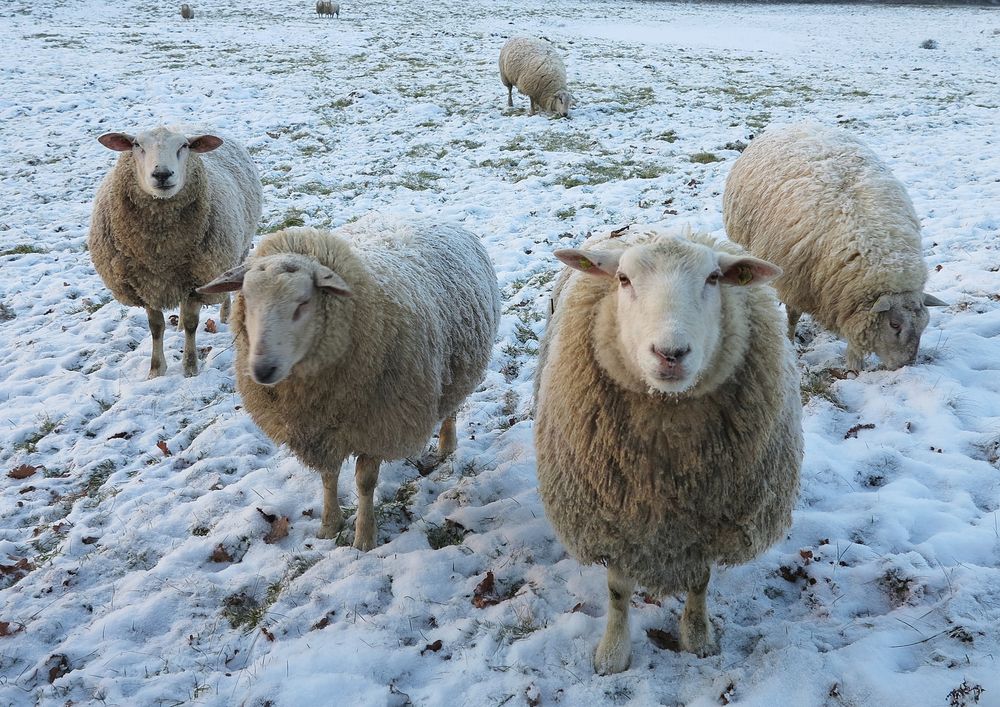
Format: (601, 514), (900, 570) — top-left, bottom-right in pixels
(737, 265), (753, 285)
(579, 258), (593, 270)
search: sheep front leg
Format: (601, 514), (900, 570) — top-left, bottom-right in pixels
(146, 307), (167, 378)
(845, 344), (865, 372)
(594, 566), (633, 674)
(316, 463), (345, 539)
(529, 97), (537, 115)
(786, 307), (801, 341)
(507, 85), (514, 108)
(437, 414), (457, 459)
(679, 566), (718, 656)
(353, 455), (381, 551)
(219, 293), (232, 324)
(180, 296), (201, 377)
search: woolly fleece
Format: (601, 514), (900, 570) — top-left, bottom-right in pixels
(498, 37), (570, 114)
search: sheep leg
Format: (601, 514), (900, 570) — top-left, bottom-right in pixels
(529, 97), (537, 116)
(180, 296), (201, 377)
(219, 294), (231, 324)
(506, 84), (513, 108)
(594, 566), (633, 674)
(316, 463), (345, 539)
(437, 414), (457, 459)
(146, 307), (167, 378)
(353, 454), (381, 551)
(786, 307), (801, 341)
(679, 566), (718, 656)
(845, 344), (865, 372)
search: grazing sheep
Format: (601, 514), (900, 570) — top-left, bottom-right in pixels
(499, 37), (574, 117)
(88, 126), (262, 378)
(316, 0), (339, 17)
(180, 3), (194, 19)
(534, 226), (803, 674)
(197, 215), (500, 551)
(723, 122), (946, 370)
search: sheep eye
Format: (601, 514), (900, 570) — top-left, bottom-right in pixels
(293, 300), (309, 321)
(889, 320), (901, 331)
(707, 271), (721, 285)
(617, 273), (631, 287)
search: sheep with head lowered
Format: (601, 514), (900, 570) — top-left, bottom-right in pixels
(180, 4), (194, 19)
(534, 226), (803, 674)
(315, 0), (339, 17)
(723, 122), (947, 371)
(88, 126), (262, 378)
(499, 37), (574, 118)
(198, 215), (500, 551)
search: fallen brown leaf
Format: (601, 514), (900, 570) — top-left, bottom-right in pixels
(844, 423), (875, 439)
(646, 628), (680, 651)
(210, 544), (233, 563)
(156, 440), (171, 456)
(8, 464), (38, 480)
(263, 516), (290, 544)
(46, 653), (69, 683)
(81, 536), (98, 545)
(256, 507), (277, 524)
(0, 621), (25, 637)
(420, 639), (443, 655)
(204, 318), (217, 334)
(312, 612), (335, 631)
(472, 571), (498, 608)
(260, 626), (275, 642)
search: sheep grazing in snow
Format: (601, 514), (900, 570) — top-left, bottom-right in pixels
(88, 126), (262, 378)
(534, 226), (803, 674)
(315, 0), (339, 17)
(197, 215), (500, 551)
(180, 4), (194, 19)
(723, 122), (947, 371)
(499, 37), (574, 117)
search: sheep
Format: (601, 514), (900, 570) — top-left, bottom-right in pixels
(196, 215), (501, 551)
(88, 126), (262, 379)
(722, 122), (947, 371)
(499, 37), (574, 117)
(315, 0), (339, 17)
(180, 4), (194, 19)
(534, 226), (803, 674)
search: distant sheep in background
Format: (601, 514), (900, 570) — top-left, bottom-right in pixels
(180, 4), (194, 19)
(499, 37), (574, 117)
(89, 127), (262, 378)
(197, 215), (500, 551)
(316, 0), (339, 17)
(535, 226), (803, 674)
(723, 122), (946, 371)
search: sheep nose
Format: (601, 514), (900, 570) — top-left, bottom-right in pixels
(253, 362), (278, 384)
(152, 167), (173, 183)
(652, 345), (691, 364)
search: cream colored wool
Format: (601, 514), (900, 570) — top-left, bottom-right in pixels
(499, 37), (573, 116)
(534, 227), (802, 672)
(723, 122), (938, 369)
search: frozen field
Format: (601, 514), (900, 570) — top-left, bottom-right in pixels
(2, 0), (1000, 705)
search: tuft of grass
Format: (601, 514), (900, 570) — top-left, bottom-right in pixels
(426, 520), (467, 550)
(1, 244), (46, 256)
(0, 302), (15, 321)
(556, 159), (666, 188)
(14, 415), (60, 454)
(271, 209), (306, 231)
(800, 369), (845, 409)
(920, 39), (938, 50)
(555, 206), (577, 220)
(690, 152), (721, 164)
(222, 591), (267, 631)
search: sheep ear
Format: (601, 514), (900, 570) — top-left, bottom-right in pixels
(188, 135), (224, 153)
(717, 254), (782, 286)
(196, 264), (248, 294)
(870, 294), (893, 313)
(98, 133), (135, 151)
(554, 248), (621, 277)
(923, 293), (948, 307)
(314, 266), (351, 296)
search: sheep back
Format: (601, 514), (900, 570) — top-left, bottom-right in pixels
(535, 229), (802, 593)
(722, 122), (927, 341)
(499, 38), (568, 105)
(89, 135), (262, 311)
(231, 216), (500, 469)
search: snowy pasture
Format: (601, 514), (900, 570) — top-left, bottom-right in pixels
(2, 0), (1000, 705)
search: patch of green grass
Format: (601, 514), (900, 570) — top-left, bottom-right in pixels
(1, 244), (46, 256)
(556, 159), (667, 188)
(555, 206), (577, 220)
(14, 415), (60, 454)
(270, 209), (306, 231)
(800, 369), (845, 409)
(654, 129), (678, 143)
(396, 171), (442, 191)
(426, 520), (466, 550)
(690, 152), (721, 164)
(222, 591), (267, 631)
(450, 139), (482, 150)
(85, 460), (116, 498)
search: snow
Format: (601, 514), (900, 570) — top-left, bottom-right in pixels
(1, 0), (999, 705)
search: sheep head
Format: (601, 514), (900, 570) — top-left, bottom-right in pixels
(98, 127), (222, 200)
(865, 291), (945, 369)
(556, 236), (781, 395)
(197, 254), (352, 385)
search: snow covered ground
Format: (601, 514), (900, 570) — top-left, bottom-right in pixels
(2, 0), (999, 704)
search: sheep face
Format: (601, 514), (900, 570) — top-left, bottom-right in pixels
(546, 90), (574, 118)
(867, 291), (932, 369)
(199, 254), (353, 385)
(556, 237), (781, 394)
(97, 128), (223, 200)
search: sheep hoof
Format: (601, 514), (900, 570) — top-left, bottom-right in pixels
(594, 635), (631, 675)
(316, 520), (343, 539)
(352, 532), (376, 552)
(147, 366), (166, 379)
(680, 621), (718, 657)
(183, 364), (198, 377)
